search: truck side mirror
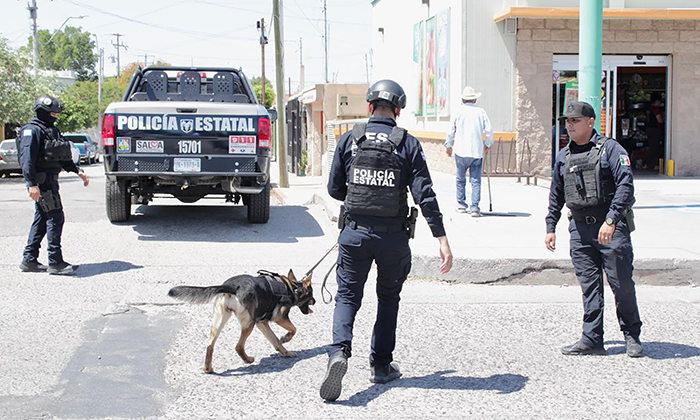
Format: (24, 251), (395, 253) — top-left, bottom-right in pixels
(266, 108), (277, 122)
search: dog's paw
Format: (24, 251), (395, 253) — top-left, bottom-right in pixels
(202, 366), (214, 374)
(282, 351), (297, 358)
(280, 334), (293, 344)
(243, 356), (255, 364)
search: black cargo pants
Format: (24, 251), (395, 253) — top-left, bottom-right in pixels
(23, 173), (65, 266)
(330, 225), (412, 367)
(569, 218), (642, 347)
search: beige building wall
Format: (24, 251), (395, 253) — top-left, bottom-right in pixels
(297, 84), (369, 176)
(516, 18), (700, 176)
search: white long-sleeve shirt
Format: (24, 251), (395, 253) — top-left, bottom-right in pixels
(445, 103), (494, 159)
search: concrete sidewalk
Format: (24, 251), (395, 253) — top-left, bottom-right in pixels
(270, 161), (700, 285)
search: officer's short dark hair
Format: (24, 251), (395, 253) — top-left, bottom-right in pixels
(370, 99), (397, 114)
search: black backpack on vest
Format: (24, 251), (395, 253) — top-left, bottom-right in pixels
(345, 123), (408, 217)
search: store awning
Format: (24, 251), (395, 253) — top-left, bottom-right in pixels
(494, 7), (700, 23)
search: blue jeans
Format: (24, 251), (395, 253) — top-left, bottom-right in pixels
(455, 156), (483, 212)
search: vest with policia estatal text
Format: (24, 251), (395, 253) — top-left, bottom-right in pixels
(563, 137), (615, 211)
(345, 123), (408, 217)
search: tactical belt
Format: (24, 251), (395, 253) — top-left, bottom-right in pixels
(569, 209), (608, 225)
(344, 218), (405, 233)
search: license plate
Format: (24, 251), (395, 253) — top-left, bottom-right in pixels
(173, 158), (201, 172)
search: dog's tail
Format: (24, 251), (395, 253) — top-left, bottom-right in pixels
(168, 285), (235, 304)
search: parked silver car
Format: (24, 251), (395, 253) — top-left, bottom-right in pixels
(0, 139), (21, 176)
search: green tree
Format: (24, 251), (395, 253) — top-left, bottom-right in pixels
(251, 76), (275, 108)
(55, 75), (131, 132)
(0, 38), (51, 132)
(29, 26), (97, 81)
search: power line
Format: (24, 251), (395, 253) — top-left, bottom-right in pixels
(61, 0), (258, 41)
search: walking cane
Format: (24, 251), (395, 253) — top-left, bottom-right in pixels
(486, 148), (493, 212)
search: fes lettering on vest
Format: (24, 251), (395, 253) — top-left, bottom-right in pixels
(351, 167), (397, 187)
(116, 115), (256, 133)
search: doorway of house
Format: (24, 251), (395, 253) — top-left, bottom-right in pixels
(552, 55), (669, 174)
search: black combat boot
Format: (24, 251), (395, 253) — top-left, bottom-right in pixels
(48, 262), (79, 276)
(370, 362), (402, 384)
(19, 260), (48, 272)
(625, 336), (644, 358)
(560, 340), (607, 356)
(320, 350), (348, 401)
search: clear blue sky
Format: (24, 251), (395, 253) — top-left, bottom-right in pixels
(2, 0), (373, 92)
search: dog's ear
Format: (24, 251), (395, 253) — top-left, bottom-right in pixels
(303, 273), (313, 290)
(287, 269), (296, 282)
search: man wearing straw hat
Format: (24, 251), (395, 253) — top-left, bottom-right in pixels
(444, 86), (494, 217)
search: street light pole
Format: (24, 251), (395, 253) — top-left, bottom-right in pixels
(579, 0), (603, 132)
(93, 34), (102, 106)
(28, 0), (38, 78)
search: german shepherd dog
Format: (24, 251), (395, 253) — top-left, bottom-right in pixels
(168, 270), (315, 373)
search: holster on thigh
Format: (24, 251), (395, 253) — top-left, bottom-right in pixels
(39, 189), (63, 212)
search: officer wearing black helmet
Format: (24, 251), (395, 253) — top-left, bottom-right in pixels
(17, 95), (89, 275)
(320, 80), (453, 401)
(545, 101), (643, 358)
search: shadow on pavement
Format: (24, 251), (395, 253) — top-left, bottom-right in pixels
(125, 205), (325, 243)
(216, 345), (330, 376)
(333, 370), (529, 406)
(604, 341), (700, 359)
(75, 260), (144, 278)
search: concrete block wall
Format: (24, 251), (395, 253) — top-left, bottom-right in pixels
(516, 18), (700, 176)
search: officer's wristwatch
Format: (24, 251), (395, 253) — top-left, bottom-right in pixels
(605, 217), (615, 226)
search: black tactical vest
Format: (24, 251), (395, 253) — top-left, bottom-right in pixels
(32, 121), (73, 163)
(563, 138), (614, 210)
(345, 124), (408, 217)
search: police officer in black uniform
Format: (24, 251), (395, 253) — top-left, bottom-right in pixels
(17, 96), (89, 275)
(545, 101), (643, 358)
(320, 80), (453, 401)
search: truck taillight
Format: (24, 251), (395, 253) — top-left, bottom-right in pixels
(258, 117), (271, 149)
(102, 114), (115, 147)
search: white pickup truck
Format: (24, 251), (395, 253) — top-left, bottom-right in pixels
(101, 66), (273, 223)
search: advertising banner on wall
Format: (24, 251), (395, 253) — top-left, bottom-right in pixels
(425, 16), (437, 116)
(436, 8), (450, 117)
(413, 21), (424, 116)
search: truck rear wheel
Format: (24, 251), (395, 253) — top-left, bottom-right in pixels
(247, 182), (270, 223)
(106, 179), (132, 222)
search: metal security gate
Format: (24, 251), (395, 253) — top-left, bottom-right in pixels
(286, 98), (303, 175)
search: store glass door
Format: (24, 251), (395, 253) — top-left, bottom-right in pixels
(552, 55), (669, 173)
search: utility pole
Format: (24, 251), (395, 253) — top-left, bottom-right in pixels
(142, 54), (153, 67)
(258, 18), (268, 107)
(299, 37), (305, 91)
(28, 0), (39, 78)
(273, 0), (289, 188)
(111, 33), (127, 78)
(365, 53), (369, 83)
(323, 0), (329, 83)
(579, 0), (603, 132)
(93, 34), (103, 106)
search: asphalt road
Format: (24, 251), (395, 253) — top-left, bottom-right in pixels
(0, 164), (698, 419)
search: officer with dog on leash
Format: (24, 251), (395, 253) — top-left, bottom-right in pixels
(320, 80), (453, 401)
(545, 101), (643, 358)
(17, 95), (89, 276)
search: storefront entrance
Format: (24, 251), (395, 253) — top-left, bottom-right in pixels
(552, 55), (669, 173)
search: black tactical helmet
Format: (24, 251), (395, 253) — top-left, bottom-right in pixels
(33, 96), (63, 114)
(366, 79), (406, 109)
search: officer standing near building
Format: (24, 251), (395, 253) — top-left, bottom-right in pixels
(320, 80), (453, 401)
(545, 101), (643, 358)
(17, 96), (89, 275)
